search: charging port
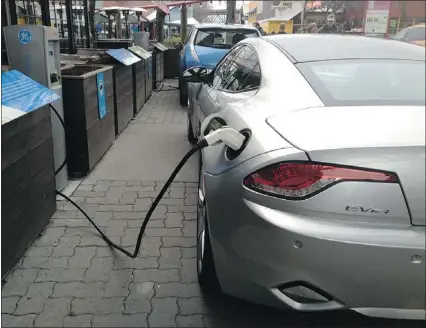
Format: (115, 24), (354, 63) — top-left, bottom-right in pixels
(225, 129), (251, 161)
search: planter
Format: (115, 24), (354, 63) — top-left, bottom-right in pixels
(152, 43), (167, 90)
(95, 54), (136, 136)
(132, 60), (146, 116)
(61, 65), (115, 177)
(164, 48), (180, 79)
(1, 106), (56, 277)
(128, 46), (153, 103)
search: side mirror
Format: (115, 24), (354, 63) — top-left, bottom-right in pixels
(200, 113), (227, 138)
(181, 66), (213, 83)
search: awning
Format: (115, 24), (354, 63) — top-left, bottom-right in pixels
(259, 7), (302, 23)
(146, 10), (157, 22)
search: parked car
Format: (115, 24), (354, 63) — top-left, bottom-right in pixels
(182, 35), (426, 320)
(393, 23), (426, 46)
(179, 23), (261, 106)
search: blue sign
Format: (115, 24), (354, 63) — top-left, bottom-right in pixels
(97, 72), (107, 119)
(148, 57), (152, 78)
(18, 28), (32, 44)
(1, 70), (60, 113)
(106, 48), (141, 66)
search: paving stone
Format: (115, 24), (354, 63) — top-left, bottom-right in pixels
(167, 205), (197, 213)
(35, 268), (86, 283)
(52, 282), (104, 298)
(183, 219), (197, 236)
(106, 219), (128, 236)
(178, 298), (210, 315)
(1, 314), (36, 327)
(81, 180), (97, 185)
(165, 212), (184, 228)
(63, 314), (92, 327)
(92, 313), (148, 327)
(77, 184), (94, 191)
(104, 269), (133, 297)
(185, 193), (198, 206)
(159, 248), (181, 269)
(128, 282), (155, 299)
(85, 197), (120, 204)
(162, 237), (196, 248)
(159, 198), (185, 205)
(80, 235), (121, 247)
(34, 227), (66, 246)
(184, 212), (197, 221)
(169, 187), (185, 199)
(73, 190), (106, 197)
(122, 230), (161, 254)
(128, 218), (165, 228)
(72, 297), (125, 315)
(84, 257), (114, 283)
(133, 198), (152, 211)
(177, 314), (206, 327)
(148, 298), (178, 327)
(68, 247), (97, 268)
(14, 282), (55, 315)
(114, 257), (158, 270)
(154, 283), (201, 298)
(2, 269), (38, 297)
(50, 218), (91, 228)
(51, 236), (81, 257)
(133, 269), (180, 283)
(137, 191), (158, 198)
(111, 180), (128, 186)
(99, 204), (133, 212)
(70, 203), (100, 216)
(180, 258), (198, 283)
(21, 256), (67, 269)
(145, 228), (182, 237)
(34, 297), (71, 327)
(182, 247), (197, 259)
(93, 184), (109, 192)
(185, 187), (198, 194)
(51, 210), (78, 219)
(123, 296), (152, 315)
(185, 182), (198, 188)
(1, 297), (19, 314)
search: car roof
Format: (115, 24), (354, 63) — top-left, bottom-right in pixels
(262, 34), (426, 63)
(193, 23), (258, 31)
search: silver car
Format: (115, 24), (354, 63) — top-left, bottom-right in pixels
(183, 35), (426, 320)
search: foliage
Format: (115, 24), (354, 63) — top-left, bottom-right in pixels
(162, 34), (182, 49)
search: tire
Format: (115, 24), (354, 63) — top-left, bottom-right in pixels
(179, 78), (188, 106)
(187, 117), (197, 144)
(197, 157), (219, 290)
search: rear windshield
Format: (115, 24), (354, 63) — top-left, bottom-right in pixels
(194, 28), (259, 49)
(407, 26), (426, 42)
(297, 59), (425, 106)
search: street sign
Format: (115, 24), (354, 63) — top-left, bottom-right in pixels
(364, 10), (389, 34)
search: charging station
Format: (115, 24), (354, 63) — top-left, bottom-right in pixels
(4, 25), (68, 191)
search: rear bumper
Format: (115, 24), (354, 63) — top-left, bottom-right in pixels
(205, 178), (426, 320)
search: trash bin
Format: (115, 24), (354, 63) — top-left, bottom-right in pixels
(61, 65), (116, 177)
(95, 48), (141, 136)
(128, 47), (146, 116)
(152, 43), (167, 90)
(164, 47), (180, 79)
(128, 45), (153, 105)
(1, 71), (58, 277)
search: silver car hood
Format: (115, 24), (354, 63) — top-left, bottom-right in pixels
(267, 106), (426, 226)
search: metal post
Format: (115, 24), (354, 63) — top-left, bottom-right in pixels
(181, 4), (187, 42)
(300, 0), (306, 33)
(65, 0), (76, 53)
(156, 10), (166, 42)
(226, 0), (236, 24)
(83, 0), (90, 47)
(5, 0), (17, 25)
(40, 0), (51, 27)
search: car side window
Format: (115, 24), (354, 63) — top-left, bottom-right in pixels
(220, 46), (260, 92)
(211, 46), (242, 88)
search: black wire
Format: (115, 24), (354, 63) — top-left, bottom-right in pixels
(50, 102), (208, 258)
(49, 104), (68, 176)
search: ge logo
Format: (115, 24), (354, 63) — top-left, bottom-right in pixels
(18, 29), (32, 44)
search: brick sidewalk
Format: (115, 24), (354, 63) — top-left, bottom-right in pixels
(1, 82), (416, 327)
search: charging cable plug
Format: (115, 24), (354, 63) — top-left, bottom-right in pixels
(203, 126), (245, 151)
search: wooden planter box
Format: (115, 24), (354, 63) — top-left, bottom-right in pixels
(61, 65), (115, 177)
(152, 48), (165, 90)
(164, 48), (180, 79)
(1, 107), (56, 277)
(133, 60), (146, 116)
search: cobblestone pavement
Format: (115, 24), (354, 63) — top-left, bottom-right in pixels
(2, 81), (423, 327)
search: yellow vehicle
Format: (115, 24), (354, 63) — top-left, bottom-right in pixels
(260, 20), (294, 34)
(393, 23), (426, 46)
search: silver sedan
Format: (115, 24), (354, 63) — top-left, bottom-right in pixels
(183, 35), (426, 320)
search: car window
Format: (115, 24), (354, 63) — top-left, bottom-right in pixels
(220, 46), (261, 92)
(406, 26), (426, 42)
(212, 46), (242, 88)
(297, 59), (425, 106)
(194, 28), (259, 50)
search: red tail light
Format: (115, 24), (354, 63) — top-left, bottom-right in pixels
(243, 162), (398, 200)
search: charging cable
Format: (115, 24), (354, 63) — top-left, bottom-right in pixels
(49, 104), (244, 258)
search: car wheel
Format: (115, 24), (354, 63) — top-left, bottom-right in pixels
(187, 115), (197, 144)
(179, 79), (188, 106)
(197, 157), (218, 289)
